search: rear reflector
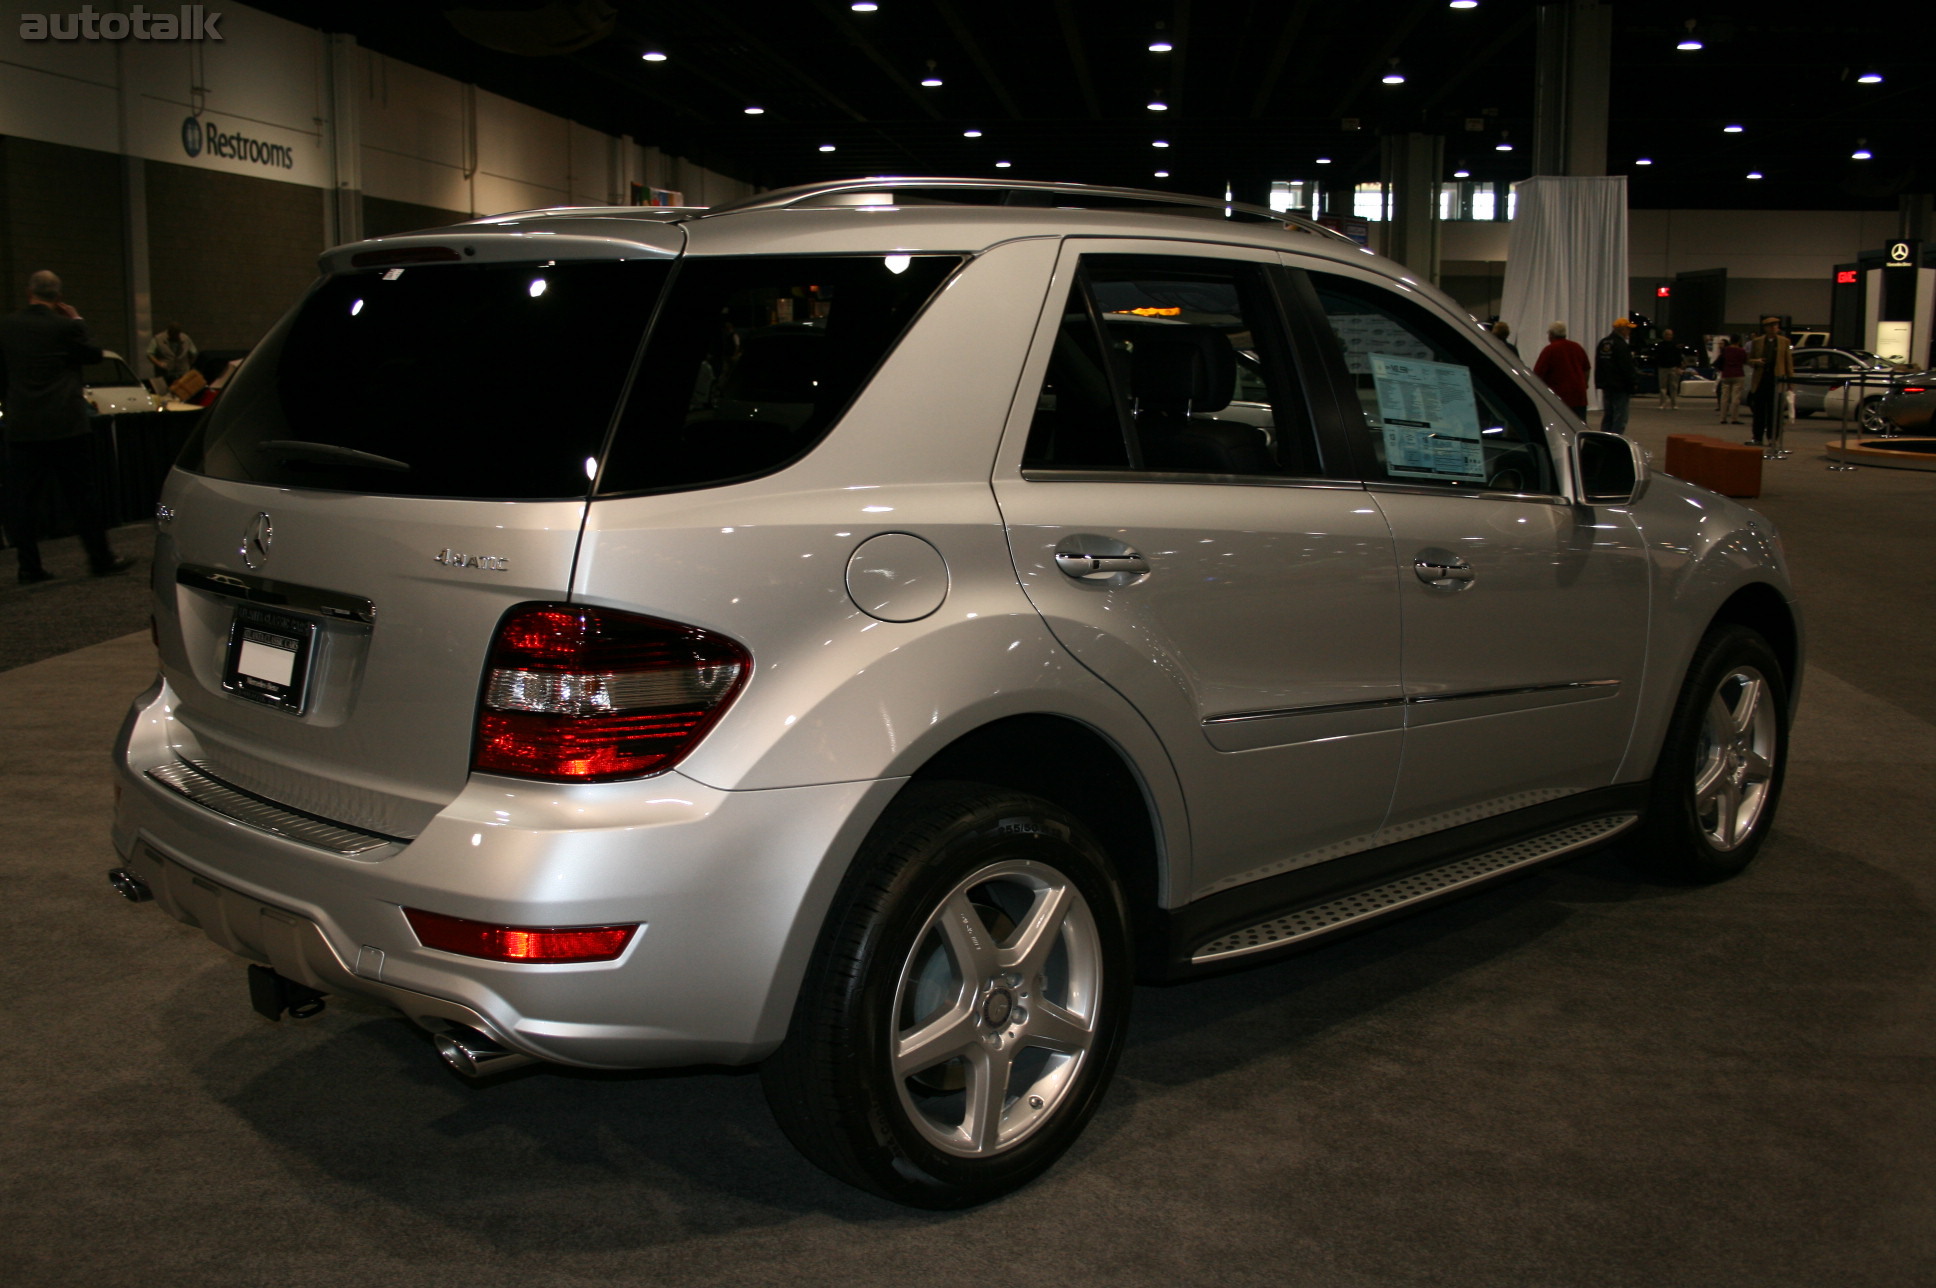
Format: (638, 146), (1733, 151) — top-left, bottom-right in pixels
(404, 908), (638, 963)
(472, 604), (748, 782)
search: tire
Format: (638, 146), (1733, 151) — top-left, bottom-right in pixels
(1627, 625), (1789, 883)
(1858, 397), (1889, 434)
(762, 781), (1132, 1208)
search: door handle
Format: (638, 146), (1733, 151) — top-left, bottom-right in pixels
(1413, 556), (1475, 589)
(1056, 550), (1151, 580)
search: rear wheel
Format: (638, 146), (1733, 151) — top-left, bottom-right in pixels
(1859, 397), (1889, 434)
(1627, 625), (1789, 882)
(762, 782), (1131, 1208)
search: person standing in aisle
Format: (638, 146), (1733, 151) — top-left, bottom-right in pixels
(1745, 315), (1793, 445)
(1532, 321), (1591, 421)
(1594, 317), (1640, 435)
(1490, 319), (1517, 353)
(145, 322), (198, 388)
(1651, 327), (1686, 409)
(0, 270), (133, 583)
(1715, 335), (1748, 424)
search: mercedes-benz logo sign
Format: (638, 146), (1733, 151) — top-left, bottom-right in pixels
(240, 512), (273, 570)
(181, 116), (204, 158)
(1890, 244), (1909, 263)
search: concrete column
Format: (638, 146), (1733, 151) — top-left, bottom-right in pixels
(1380, 133), (1442, 281)
(324, 33), (363, 246)
(1533, 0), (1610, 177)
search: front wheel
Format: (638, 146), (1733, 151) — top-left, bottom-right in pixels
(762, 782), (1131, 1207)
(1858, 397), (1890, 434)
(1627, 625), (1789, 883)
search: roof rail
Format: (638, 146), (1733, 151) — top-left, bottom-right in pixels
(699, 177), (1356, 243)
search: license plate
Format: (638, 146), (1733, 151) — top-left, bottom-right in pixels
(222, 607), (317, 714)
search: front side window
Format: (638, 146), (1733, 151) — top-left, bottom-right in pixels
(1310, 273), (1556, 495)
(1023, 255), (1323, 478)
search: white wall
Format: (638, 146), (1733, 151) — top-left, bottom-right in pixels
(0, 1), (752, 213)
(1628, 209), (1901, 280)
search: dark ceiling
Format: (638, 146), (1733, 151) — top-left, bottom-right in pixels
(254, 1), (1929, 213)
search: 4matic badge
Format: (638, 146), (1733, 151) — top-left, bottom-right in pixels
(433, 548), (510, 571)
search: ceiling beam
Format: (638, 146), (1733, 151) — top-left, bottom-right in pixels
(934, 0), (1024, 120)
(1248, 0), (1319, 118)
(810, 0), (944, 121)
(1053, 0), (1104, 120)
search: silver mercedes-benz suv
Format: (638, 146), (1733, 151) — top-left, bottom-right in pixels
(109, 179), (1800, 1208)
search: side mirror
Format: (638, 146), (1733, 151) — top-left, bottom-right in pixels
(1575, 430), (1645, 505)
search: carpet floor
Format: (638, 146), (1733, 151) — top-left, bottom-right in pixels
(2, 406), (1930, 1287)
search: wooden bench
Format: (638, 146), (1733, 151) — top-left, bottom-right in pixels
(1661, 432), (1762, 498)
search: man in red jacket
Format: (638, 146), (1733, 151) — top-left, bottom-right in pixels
(1532, 320), (1590, 421)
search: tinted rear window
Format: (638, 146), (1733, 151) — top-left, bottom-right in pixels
(181, 260), (669, 500)
(596, 254), (961, 495)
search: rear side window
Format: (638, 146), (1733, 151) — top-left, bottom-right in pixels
(1022, 255), (1324, 478)
(182, 260), (670, 500)
(596, 254), (962, 495)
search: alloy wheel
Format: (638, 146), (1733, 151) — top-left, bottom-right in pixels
(1692, 665), (1778, 851)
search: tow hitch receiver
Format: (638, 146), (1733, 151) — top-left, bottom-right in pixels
(248, 964), (327, 1020)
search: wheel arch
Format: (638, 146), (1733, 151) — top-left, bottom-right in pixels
(1709, 581), (1801, 704)
(906, 714), (1171, 963)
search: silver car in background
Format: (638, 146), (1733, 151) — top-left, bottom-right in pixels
(108, 179), (1801, 1208)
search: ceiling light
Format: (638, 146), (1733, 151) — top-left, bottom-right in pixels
(1857, 69), (1883, 84)
(962, 129), (982, 138)
(851, 2), (878, 11)
(1723, 123), (1743, 133)
(1495, 141), (1513, 152)
(1676, 19), (1702, 51)
(1152, 140), (1170, 148)
(1453, 169), (1471, 178)
(1746, 171), (1763, 180)
(641, 50), (666, 62)
(1149, 22), (1172, 52)
(920, 59), (942, 87)
(1382, 59), (1406, 85)
(1147, 99), (1168, 111)
(1852, 140), (1873, 160)
(1449, 1), (1478, 8)
(1154, 170), (1170, 178)
(1315, 157), (1332, 165)
(818, 144), (836, 153)
(995, 160), (1012, 169)
(744, 106), (764, 115)
(1636, 157), (1653, 166)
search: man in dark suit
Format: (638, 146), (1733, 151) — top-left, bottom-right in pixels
(0, 270), (132, 582)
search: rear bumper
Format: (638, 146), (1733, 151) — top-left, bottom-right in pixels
(113, 678), (902, 1069)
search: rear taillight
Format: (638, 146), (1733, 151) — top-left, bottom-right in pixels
(404, 908), (638, 962)
(472, 604), (748, 782)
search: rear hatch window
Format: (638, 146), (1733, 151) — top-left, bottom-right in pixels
(180, 260), (671, 500)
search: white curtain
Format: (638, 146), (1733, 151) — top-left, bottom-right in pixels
(1498, 176), (1628, 412)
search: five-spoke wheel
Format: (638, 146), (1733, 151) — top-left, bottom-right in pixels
(1628, 624), (1790, 882)
(763, 783), (1130, 1207)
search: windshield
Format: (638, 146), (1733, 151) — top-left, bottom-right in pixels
(181, 259), (671, 500)
(82, 357), (142, 387)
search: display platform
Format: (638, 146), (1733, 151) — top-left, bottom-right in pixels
(1824, 438), (1936, 471)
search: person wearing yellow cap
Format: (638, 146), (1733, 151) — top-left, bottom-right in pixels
(1594, 316), (1640, 434)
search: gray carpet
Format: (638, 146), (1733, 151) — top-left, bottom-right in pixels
(3, 406), (1931, 1286)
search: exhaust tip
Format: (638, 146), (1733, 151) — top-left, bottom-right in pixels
(434, 1026), (538, 1078)
(107, 868), (153, 902)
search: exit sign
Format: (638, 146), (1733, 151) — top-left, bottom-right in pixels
(1655, 285), (1671, 298)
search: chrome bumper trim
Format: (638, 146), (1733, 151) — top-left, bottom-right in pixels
(144, 759), (401, 856)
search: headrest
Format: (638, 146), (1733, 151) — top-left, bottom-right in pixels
(1117, 323), (1236, 413)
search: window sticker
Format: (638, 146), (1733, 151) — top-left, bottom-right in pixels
(1368, 353), (1486, 482)
(1328, 313), (1433, 373)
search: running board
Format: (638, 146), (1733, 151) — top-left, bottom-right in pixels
(1189, 814), (1638, 965)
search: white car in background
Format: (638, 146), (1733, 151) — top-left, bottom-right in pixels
(82, 351), (165, 415)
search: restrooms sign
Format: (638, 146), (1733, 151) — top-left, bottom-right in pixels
(180, 114), (295, 170)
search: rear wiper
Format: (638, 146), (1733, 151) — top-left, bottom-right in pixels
(256, 440), (411, 472)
